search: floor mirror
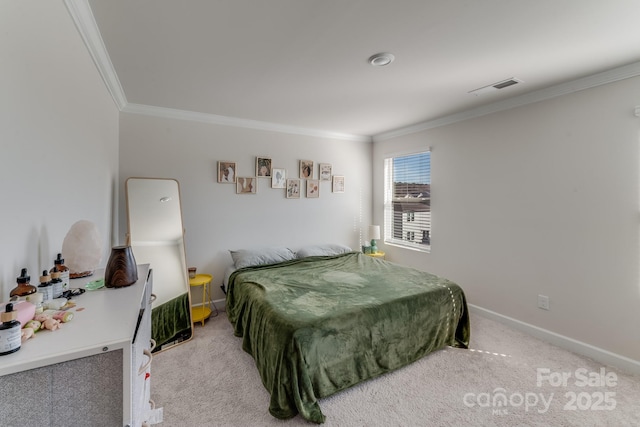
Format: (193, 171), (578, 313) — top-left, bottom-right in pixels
(126, 177), (193, 353)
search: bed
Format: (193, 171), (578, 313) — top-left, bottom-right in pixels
(225, 246), (470, 424)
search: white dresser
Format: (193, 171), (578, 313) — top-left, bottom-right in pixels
(0, 264), (155, 427)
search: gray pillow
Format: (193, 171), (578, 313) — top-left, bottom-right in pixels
(296, 244), (352, 258)
(230, 247), (296, 269)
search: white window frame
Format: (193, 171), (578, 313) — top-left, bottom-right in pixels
(383, 151), (431, 253)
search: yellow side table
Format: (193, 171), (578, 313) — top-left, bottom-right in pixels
(189, 273), (212, 326)
(365, 251), (385, 260)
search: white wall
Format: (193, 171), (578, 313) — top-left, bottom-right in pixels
(0, 1), (119, 298)
(118, 113), (372, 301)
(374, 76), (640, 364)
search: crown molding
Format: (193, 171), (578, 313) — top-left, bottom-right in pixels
(64, 0), (127, 109)
(122, 104), (372, 142)
(373, 61), (640, 142)
(65, 0), (369, 142)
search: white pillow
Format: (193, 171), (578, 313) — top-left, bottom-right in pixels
(296, 243), (352, 258)
(230, 246), (296, 269)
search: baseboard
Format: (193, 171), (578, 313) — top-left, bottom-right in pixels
(191, 299), (227, 312)
(213, 298), (226, 311)
(469, 304), (640, 376)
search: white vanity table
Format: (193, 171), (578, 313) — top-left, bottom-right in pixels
(0, 264), (154, 427)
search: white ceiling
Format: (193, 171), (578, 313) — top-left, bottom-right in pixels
(77, 0), (640, 140)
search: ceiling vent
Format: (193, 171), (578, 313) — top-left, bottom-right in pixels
(468, 78), (522, 96)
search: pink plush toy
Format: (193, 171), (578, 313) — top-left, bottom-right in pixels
(34, 313), (62, 331)
(42, 317), (61, 331)
(21, 327), (35, 341)
(34, 313), (48, 323)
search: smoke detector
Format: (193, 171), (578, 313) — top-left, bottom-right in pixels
(468, 77), (522, 96)
(368, 53), (395, 67)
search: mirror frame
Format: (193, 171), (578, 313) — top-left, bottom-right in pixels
(125, 177), (194, 353)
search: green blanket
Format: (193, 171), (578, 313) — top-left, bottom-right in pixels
(151, 292), (191, 351)
(226, 252), (469, 423)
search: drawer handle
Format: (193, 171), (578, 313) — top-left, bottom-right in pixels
(139, 349), (153, 375)
(149, 338), (156, 352)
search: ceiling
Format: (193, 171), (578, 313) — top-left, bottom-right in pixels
(78, 0), (640, 140)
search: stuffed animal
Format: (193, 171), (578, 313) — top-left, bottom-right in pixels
(34, 313), (62, 331)
(21, 327), (35, 341)
(24, 319), (41, 332)
(34, 313), (48, 323)
(41, 317), (61, 331)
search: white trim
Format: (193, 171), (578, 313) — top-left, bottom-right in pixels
(64, 0), (370, 143)
(64, 0), (127, 109)
(130, 239), (182, 247)
(374, 61), (640, 142)
(191, 299), (226, 311)
(212, 298), (226, 310)
(469, 304), (640, 375)
(122, 103), (371, 142)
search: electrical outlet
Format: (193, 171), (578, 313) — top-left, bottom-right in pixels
(538, 294), (550, 310)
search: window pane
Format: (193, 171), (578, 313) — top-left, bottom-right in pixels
(384, 151), (430, 252)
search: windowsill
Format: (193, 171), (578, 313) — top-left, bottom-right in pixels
(384, 240), (431, 254)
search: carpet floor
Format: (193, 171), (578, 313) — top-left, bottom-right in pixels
(151, 311), (640, 426)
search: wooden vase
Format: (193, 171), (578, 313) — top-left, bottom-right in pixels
(104, 245), (138, 288)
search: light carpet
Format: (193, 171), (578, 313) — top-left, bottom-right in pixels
(151, 311), (640, 426)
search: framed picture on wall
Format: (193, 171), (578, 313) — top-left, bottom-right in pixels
(218, 161), (237, 183)
(271, 168), (286, 188)
(332, 175), (345, 193)
(299, 160), (313, 179)
(319, 163), (332, 181)
(256, 157), (272, 177)
(286, 179), (300, 199)
(236, 177), (256, 194)
(306, 179), (320, 198)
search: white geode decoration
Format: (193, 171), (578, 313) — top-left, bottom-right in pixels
(62, 220), (103, 278)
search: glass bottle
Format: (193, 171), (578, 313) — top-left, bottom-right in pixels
(9, 268), (37, 298)
(51, 268), (64, 298)
(0, 303), (21, 355)
(51, 253), (70, 293)
(38, 270), (54, 303)
(26, 292), (44, 314)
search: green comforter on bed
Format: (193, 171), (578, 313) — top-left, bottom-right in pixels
(226, 252), (469, 424)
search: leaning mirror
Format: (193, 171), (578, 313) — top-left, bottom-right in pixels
(126, 177), (193, 353)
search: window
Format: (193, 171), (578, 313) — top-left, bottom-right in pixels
(384, 151), (431, 252)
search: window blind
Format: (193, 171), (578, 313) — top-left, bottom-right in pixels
(383, 151), (431, 252)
